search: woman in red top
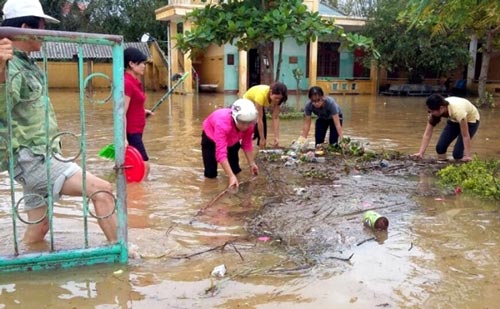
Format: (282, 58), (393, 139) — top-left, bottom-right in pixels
(124, 47), (152, 180)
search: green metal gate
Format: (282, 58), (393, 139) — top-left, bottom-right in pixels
(0, 27), (128, 272)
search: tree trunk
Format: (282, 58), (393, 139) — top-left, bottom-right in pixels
(275, 40), (283, 82)
(258, 43), (274, 85)
(466, 34), (477, 94)
(477, 30), (492, 106)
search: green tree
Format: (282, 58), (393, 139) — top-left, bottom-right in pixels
(176, 0), (376, 83)
(85, 0), (169, 42)
(362, 0), (469, 83)
(403, 0), (500, 106)
(40, 0), (169, 43)
(321, 0), (377, 17)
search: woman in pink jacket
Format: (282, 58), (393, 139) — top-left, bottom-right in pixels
(201, 99), (260, 188)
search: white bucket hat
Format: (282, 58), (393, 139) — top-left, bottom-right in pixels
(3, 0), (60, 24)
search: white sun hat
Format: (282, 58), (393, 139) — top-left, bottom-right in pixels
(3, 0), (60, 24)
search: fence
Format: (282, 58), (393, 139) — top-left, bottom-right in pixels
(0, 27), (128, 272)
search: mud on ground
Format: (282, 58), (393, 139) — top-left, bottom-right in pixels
(247, 150), (449, 272)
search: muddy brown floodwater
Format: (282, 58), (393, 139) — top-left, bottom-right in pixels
(0, 91), (499, 308)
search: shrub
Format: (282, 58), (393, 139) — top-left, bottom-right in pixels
(437, 158), (500, 199)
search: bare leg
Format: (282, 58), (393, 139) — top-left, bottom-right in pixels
(144, 161), (150, 181)
(61, 170), (117, 243)
(23, 207), (49, 243)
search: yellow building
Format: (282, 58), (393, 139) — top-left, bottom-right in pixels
(155, 0), (375, 95)
(155, 0), (500, 97)
(30, 42), (168, 91)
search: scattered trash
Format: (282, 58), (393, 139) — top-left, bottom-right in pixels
(304, 151), (316, 162)
(454, 187), (462, 195)
(260, 149), (284, 154)
(293, 187), (307, 195)
(314, 157), (326, 163)
(379, 159), (389, 167)
(113, 269), (124, 275)
(290, 136), (306, 152)
(363, 210), (389, 230)
(258, 236), (271, 242)
(434, 197), (445, 201)
(211, 264), (227, 278)
(284, 158), (299, 167)
(286, 150), (298, 158)
(305, 141), (316, 151)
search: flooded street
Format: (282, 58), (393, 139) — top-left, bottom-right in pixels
(1, 90), (499, 308)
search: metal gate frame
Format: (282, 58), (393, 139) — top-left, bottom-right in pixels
(0, 27), (128, 272)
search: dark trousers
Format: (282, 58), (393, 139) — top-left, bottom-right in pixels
(201, 131), (242, 178)
(253, 109), (267, 144)
(315, 117), (343, 145)
(127, 133), (149, 161)
(436, 120), (480, 159)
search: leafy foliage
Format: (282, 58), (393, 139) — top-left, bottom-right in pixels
(437, 158), (500, 200)
(330, 137), (365, 156)
(402, 0), (500, 105)
(176, 0), (378, 81)
(176, 0), (342, 54)
(361, 0), (469, 81)
(292, 67), (304, 81)
(39, 0), (169, 43)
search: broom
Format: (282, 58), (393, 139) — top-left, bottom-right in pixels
(98, 72), (190, 160)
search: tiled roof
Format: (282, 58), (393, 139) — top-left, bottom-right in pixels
(30, 42), (151, 60)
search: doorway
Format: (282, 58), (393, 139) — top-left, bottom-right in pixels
(248, 43), (274, 87)
(248, 48), (260, 87)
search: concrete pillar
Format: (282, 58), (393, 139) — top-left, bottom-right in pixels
(370, 60), (378, 95)
(308, 0), (319, 88)
(238, 49), (248, 95)
(308, 41), (318, 88)
(169, 21), (180, 79)
(169, 20), (193, 93)
(182, 21), (193, 93)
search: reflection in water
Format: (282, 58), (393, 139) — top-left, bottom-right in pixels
(0, 91), (499, 307)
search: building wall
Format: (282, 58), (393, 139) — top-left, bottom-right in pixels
(45, 62), (114, 89)
(149, 47), (169, 90)
(317, 79), (372, 95)
(195, 44), (224, 92)
(40, 60), (163, 90)
(274, 38), (308, 91)
(46, 62), (79, 88)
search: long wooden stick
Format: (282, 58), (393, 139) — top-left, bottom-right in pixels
(191, 176), (257, 222)
(149, 72), (189, 113)
(194, 187), (231, 217)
